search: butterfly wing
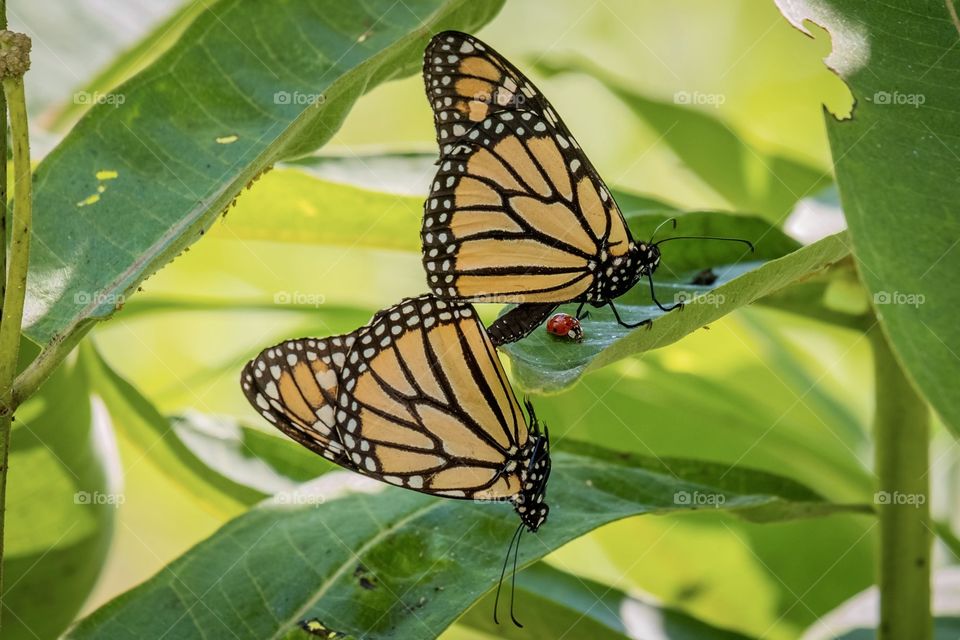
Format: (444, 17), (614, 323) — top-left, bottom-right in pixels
(424, 30), (558, 145)
(241, 335), (355, 466)
(336, 294), (528, 501)
(423, 31), (633, 303)
(423, 109), (631, 301)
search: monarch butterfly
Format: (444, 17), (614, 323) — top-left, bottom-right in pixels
(421, 31), (752, 344)
(240, 294), (549, 626)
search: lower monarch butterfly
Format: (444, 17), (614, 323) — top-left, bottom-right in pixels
(421, 31), (753, 344)
(240, 294), (550, 626)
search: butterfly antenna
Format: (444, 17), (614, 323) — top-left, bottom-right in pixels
(648, 217), (678, 244)
(654, 235), (755, 252)
(494, 523), (523, 625)
(510, 526), (525, 628)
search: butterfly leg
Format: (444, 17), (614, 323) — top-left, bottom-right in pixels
(647, 273), (684, 313)
(608, 301), (652, 330)
(574, 302), (590, 320)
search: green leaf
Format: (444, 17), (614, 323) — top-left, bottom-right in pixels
(170, 410), (335, 490)
(3, 342), (117, 640)
(535, 58), (831, 219)
(503, 222), (842, 394)
(84, 343), (257, 513)
(23, 0), (505, 348)
(69, 443), (867, 639)
(85, 344), (330, 514)
(460, 562), (752, 639)
(775, 1), (960, 436)
(212, 167), (423, 250)
(47, 1), (211, 132)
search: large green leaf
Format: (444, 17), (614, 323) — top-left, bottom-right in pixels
(503, 226), (846, 394)
(69, 442), (867, 639)
(460, 562), (752, 639)
(535, 58), (831, 220)
(85, 344), (332, 515)
(775, 0), (960, 435)
(213, 166), (424, 251)
(46, 1), (210, 132)
(23, 0), (504, 348)
(3, 343), (117, 639)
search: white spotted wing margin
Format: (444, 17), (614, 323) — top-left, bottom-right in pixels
(241, 335), (355, 467)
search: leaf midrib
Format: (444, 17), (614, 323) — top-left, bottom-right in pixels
(272, 498), (443, 640)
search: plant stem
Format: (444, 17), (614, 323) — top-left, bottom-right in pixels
(0, 26), (30, 632)
(11, 325), (89, 405)
(0, 2), (6, 322)
(870, 326), (931, 639)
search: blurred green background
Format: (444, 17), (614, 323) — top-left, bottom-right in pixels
(7, 1), (957, 638)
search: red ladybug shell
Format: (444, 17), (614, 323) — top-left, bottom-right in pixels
(546, 313), (584, 342)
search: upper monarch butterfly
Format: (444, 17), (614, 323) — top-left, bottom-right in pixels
(421, 31), (753, 344)
(240, 293), (549, 626)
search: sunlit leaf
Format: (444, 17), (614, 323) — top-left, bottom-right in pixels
(775, 0), (960, 437)
(69, 443), (868, 639)
(23, 0), (505, 349)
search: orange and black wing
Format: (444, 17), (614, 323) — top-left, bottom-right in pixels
(336, 294), (528, 501)
(422, 31), (633, 302)
(422, 109), (631, 301)
(241, 335), (354, 466)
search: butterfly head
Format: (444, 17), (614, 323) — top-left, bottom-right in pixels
(514, 399), (551, 533)
(597, 241), (661, 300)
(632, 241), (662, 276)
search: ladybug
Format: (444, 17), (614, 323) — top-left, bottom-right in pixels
(546, 313), (584, 342)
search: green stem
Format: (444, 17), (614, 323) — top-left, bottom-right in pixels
(0, 2), (6, 322)
(0, 27), (30, 632)
(11, 324), (90, 406)
(870, 326), (931, 639)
